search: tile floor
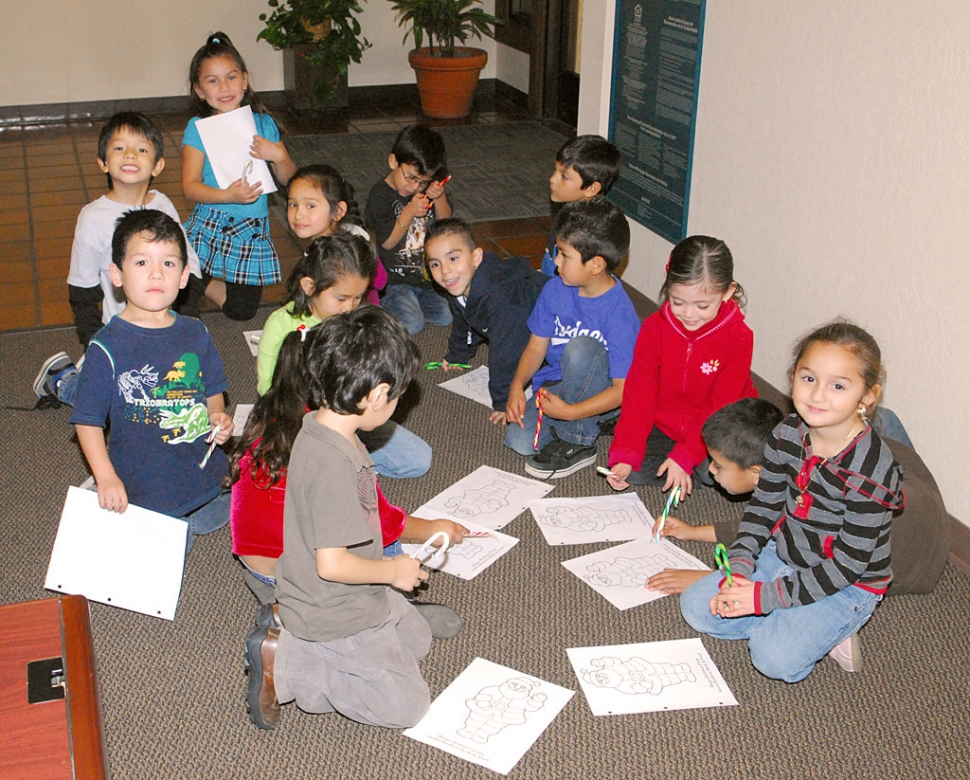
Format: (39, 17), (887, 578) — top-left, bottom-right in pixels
(0, 94), (555, 335)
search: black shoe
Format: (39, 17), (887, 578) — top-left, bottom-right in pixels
(525, 437), (596, 479)
(403, 592), (463, 639)
(244, 625), (281, 729)
(254, 602), (282, 630)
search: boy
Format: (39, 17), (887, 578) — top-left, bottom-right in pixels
(245, 307), (434, 730)
(34, 112), (203, 406)
(505, 199), (640, 478)
(650, 399), (950, 609)
(425, 217), (549, 421)
(69, 210), (232, 547)
(542, 135), (620, 276)
(364, 125), (453, 335)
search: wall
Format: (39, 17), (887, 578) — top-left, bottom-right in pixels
(580, 0), (970, 528)
(0, 0), (498, 105)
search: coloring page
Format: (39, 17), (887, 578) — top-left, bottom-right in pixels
(231, 404), (253, 436)
(405, 657), (574, 775)
(402, 520), (518, 581)
(195, 106), (277, 194)
(567, 639), (737, 715)
(411, 466), (555, 530)
(243, 331), (262, 357)
(530, 493), (655, 545)
(438, 366), (532, 409)
(561, 536), (710, 610)
(45, 486), (187, 620)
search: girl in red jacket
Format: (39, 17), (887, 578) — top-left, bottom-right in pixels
(607, 236), (756, 496)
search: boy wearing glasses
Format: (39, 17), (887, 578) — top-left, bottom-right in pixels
(365, 125), (453, 334)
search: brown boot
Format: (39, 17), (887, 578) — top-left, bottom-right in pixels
(245, 625), (281, 729)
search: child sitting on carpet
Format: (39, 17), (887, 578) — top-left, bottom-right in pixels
(244, 307), (457, 730)
(680, 321), (906, 681)
(255, 233), (430, 478)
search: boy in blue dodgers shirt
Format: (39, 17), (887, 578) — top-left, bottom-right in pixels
(425, 217), (550, 422)
(505, 199), (640, 478)
(70, 210), (232, 549)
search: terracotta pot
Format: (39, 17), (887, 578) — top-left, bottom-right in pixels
(408, 47), (488, 119)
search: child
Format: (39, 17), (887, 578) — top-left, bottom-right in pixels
(244, 307), (440, 730)
(542, 135), (620, 276)
(607, 236), (757, 496)
(650, 399), (950, 602)
(364, 125), (453, 335)
(34, 112), (203, 406)
(285, 164), (387, 306)
(680, 322), (906, 682)
(232, 324), (466, 609)
(255, 234), (431, 478)
(505, 199), (640, 479)
(425, 217), (549, 422)
(69, 210), (232, 548)
(182, 32), (296, 321)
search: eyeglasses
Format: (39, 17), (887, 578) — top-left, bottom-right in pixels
(401, 170), (434, 191)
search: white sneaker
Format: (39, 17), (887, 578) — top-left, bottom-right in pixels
(829, 634), (863, 672)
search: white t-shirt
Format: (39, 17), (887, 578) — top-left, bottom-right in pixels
(66, 192), (202, 324)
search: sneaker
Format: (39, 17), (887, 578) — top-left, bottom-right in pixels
(33, 352), (77, 399)
(254, 602), (282, 630)
(829, 633), (863, 673)
(405, 597), (463, 639)
(244, 625), (281, 729)
(524, 436), (597, 479)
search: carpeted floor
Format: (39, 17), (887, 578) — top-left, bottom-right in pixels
(2, 310), (969, 780)
(283, 121), (571, 223)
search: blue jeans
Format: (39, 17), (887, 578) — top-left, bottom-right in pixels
(182, 489), (230, 554)
(382, 284), (452, 335)
(56, 370), (80, 406)
(680, 543), (880, 682)
(504, 336), (618, 454)
(360, 421), (432, 479)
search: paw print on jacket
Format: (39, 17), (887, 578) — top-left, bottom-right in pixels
(699, 359), (720, 375)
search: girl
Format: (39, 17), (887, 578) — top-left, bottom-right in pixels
(607, 236), (756, 495)
(230, 323), (465, 605)
(286, 164), (387, 307)
(182, 32), (296, 321)
(680, 321), (905, 682)
(256, 234), (432, 478)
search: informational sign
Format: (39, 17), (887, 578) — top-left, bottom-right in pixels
(608, 0), (707, 243)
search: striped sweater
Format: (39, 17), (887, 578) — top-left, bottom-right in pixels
(729, 414), (905, 614)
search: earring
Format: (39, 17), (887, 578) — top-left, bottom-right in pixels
(857, 403), (868, 424)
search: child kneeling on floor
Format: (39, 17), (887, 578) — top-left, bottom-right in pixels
(245, 306), (435, 730)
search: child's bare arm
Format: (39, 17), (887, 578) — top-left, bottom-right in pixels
(250, 135), (296, 185)
(505, 335), (549, 427)
(653, 515), (716, 543)
(646, 568), (708, 595)
(182, 145), (262, 205)
(539, 378), (624, 421)
(400, 516), (468, 546)
(316, 547), (428, 592)
(381, 192), (431, 249)
(206, 395), (233, 444)
(76, 424), (127, 513)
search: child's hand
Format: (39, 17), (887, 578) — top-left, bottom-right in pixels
(606, 462), (633, 491)
(407, 192), (432, 216)
(97, 474), (128, 514)
(709, 575), (755, 618)
(427, 519), (469, 546)
(488, 409), (507, 425)
(225, 177), (263, 204)
(646, 568), (708, 595)
(425, 179), (446, 201)
(250, 135), (287, 164)
(652, 514), (691, 541)
(658, 457), (692, 496)
(536, 389), (574, 421)
(208, 411), (233, 444)
(389, 555), (430, 592)
(441, 359), (462, 372)
(505, 388), (527, 428)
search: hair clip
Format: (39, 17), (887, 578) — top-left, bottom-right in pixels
(212, 36), (221, 44)
(297, 324), (308, 342)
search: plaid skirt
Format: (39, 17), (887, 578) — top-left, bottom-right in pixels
(185, 205), (281, 286)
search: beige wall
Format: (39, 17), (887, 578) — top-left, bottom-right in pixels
(0, 0), (499, 105)
(581, 0), (970, 528)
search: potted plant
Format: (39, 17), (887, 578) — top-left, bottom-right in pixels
(258, 0), (371, 110)
(389, 0), (501, 119)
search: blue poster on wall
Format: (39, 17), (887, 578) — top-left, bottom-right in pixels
(607, 0), (706, 243)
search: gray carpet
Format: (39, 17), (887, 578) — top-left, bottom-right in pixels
(283, 121), (570, 223)
(2, 312), (970, 780)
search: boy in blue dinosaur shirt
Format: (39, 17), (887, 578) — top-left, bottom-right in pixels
(505, 199), (640, 478)
(70, 210), (232, 546)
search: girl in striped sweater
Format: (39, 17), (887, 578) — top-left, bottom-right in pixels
(680, 321), (905, 682)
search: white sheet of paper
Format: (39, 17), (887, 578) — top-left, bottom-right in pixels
(243, 330), (262, 357)
(567, 638), (737, 715)
(530, 493), (655, 545)
(561, 536), (710, 610)
(44, 486), (187, 620)
(405, 658), (574, 775)
(195, 106), (277, 194)
(401, 521), (518, 580)
(437, 365), (531, 408)
(232, 404), (254, 436)
(410, 466), (554, 530)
